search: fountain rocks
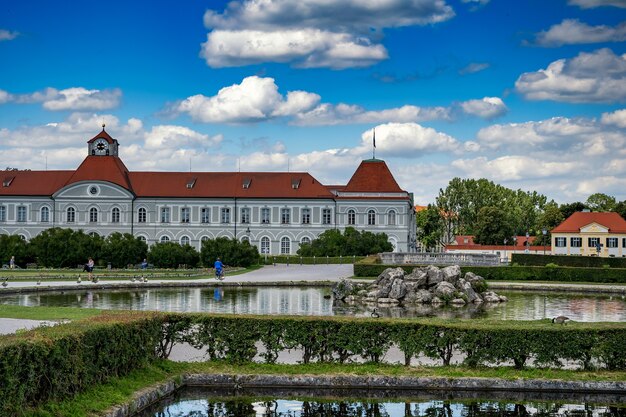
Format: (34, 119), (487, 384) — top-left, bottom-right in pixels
(334, 265), (507, 306)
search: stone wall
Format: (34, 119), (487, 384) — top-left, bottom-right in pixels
(380, 252), (500, 266)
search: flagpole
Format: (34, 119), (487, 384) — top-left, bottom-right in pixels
(373, 128), (376, 159)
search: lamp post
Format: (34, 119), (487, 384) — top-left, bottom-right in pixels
(525, 232), (530, 253)
(542, 229), (547, 255)
(503, 238), (508, 263)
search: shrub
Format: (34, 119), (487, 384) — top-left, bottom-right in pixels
(297, 227), (392, 256)
(513, 253), (626, 268)
(200, 237), (260, 267)
(100, 232), (148, 268)
(28, 228), (103, 268)
(148, 242), (199, 268)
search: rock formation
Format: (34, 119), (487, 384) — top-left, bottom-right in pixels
(333, 266), (507, 306)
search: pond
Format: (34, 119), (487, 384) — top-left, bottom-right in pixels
(133, 387), (626, 417)
(1, 286), (625, 322)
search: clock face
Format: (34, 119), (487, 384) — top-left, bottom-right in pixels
(95, 139), (108, 152)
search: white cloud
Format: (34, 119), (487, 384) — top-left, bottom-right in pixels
(534, 19), (626, 46)
(459, 62), (490, 75)
(173, 76), (320, 123)
(356, 123), (461, 157)
(452, 156), (579, 181)
(515, 48), (626, 103)
(601, 108), (626, 127)
(0, 90), (12, 104)
(1, 87), (122, 111)
(459, 97), (507, 119)
(144, 125), (223, 150)
(568, 0), (626, 8)
(0, 29), (19, 41)
(201, 0), (454, 68)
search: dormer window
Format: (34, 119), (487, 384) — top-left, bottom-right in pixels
(242, 178), (251, 189)
(3, 176), (15, 187)
(291, 178), (301, 189)
(186, 178), (197, 189)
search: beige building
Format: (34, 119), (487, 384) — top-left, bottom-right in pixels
(551, 212), (626, 257)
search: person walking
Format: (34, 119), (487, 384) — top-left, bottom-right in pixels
(214, 257), (224, 280)
(9, 256), (15, 269)
(86, 257), (95, 282)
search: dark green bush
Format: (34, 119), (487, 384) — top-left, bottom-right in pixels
(100, 232), (148, 268)
(148, 241), (200, 268)
(0, 234), (32, 268)
(297, 227), (392, 256)
(263, 255), (364, 265)
(200, 237), (260, 268)
(28, 228), (104, 268)
(513, 253), (626, 268)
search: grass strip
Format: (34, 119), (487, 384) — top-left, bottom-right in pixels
(22, 361), (626, 417)
(0, 305), (103, 321)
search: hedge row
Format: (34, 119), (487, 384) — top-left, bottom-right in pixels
(512, 253), (626, 268)
(0, 312), (163, 415)
(261, 255), (365, 265)
(353, 263), (626, 283)
(163, 314), (626, 371)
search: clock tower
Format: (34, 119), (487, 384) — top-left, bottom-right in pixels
(87, 124), (119, 156)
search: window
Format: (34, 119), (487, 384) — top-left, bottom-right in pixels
(161, 207), (170, 223)
(88, 232), (99, 238)
(571, 237), (582, 248)
(588, 237), (600, 248)
(280, 236), (290, 254)
(89, 207), (98, 223)
(301, 208), (311, 224)
(180, 236), (190, 246)
(0, 205), (5, 222)
(261, 208), (270, 224)
(387, 210), (396, 226)
(241, 207), (250, 224)
(221, 208), (230, 223)
(347, 209), (355, 225)
(138, 207), (147, 223)
(17, 206), (26, 222)
(201, 236), (210, 243)
(111, 207), (120, 223)
(181, 207), (190, 223)
(301, 236), (311, 245)
(607, 237), (618, 248)
(623, 238), (626, 248)
(261, 237), (270, 254)
(555, 237), (566, 247)
(160, 236), (170, 243)
(367, 209), (376, 225)
(137, 235), (147, 243)
(40, 207), (49, 223)
(67, 207), (75, 223)
(322, 209), (331, 225)
(201, 208), (210, 224)
(281, 208), (291, 224)
(241, 236), (250, 244)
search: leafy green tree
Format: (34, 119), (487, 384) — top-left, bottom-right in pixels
(101, 232), (148, 268)
(148, 242), (199, 268)
(0, 234), (31, 267)
(534, 202), (564, 245)
(200, 237), (260, 267)
(473, 206), (514, 245)
(415, 204), (444, 251)
(29, 228), (103, 268)
(586, 193), (616, 212)
(559, 201), (587, 220)
(615, 201), (626, 220)
(297, 227), (392, 256)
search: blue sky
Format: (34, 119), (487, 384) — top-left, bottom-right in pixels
(2, 0), (626, 204)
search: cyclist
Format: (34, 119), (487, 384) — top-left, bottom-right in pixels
(214, 257), (224, 280)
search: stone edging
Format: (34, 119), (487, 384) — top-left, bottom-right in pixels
(487, 282), (626, 294)
(101, 373), (626, 417)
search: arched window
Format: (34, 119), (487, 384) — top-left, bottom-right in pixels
(137, 235), (147, 242)
(138, 207), (147, 223)
(88, 232), (99, 238)
(180, 236), (190, 246)
(367, 209), (376, 225)
(160, 235), (170, 243)
(241, 236), (250, 244)
(260, 237), (270, 254)
(280, 237), (290, 255)
(201, 236), (210, 243)
(387, 210), (396, 226)
(40, 206), (50, 223)
(112, 207), (120, 223)
(89, 207), (98, 223)
(67, 207), (75, 223)
(301, 236), (311, 245)
(347, 209), (356, 225)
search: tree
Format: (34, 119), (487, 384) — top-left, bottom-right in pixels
(200, 237), (260, 267)
(615, 200), (626, 220)
(297, 227), (392, 256)
(101, 232), (148, 268)
(29, 228), (103, 268)
(473, 206), (514, 245)
(148, 242), (199, 268)
(585, 193), (616, 212)
(0, 234), (31, 267)
(534, 202), (564, 245)
(415, 204), (444, 251)
(559, 201), (587, 220)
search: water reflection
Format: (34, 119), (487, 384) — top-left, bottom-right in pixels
(133, 388), (626, 417)
(1, 287), (625, 322)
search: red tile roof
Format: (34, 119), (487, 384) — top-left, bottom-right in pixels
(66, 156), (133, 191)
(451, 235), (536, 247)
(343, 159), (404, 193)
(1, 171), (73, 196)
(87, 128), (115, 144)
(551, 212), (626, 233)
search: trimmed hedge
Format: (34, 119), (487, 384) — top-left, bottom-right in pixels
(353, 263), (626, 283)
(0, 312), (163, 415)
(513, 253), (626, 268)
(165, 313), (626, 370)
(262, 255), (365, 265)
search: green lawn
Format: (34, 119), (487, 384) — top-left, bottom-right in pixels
(0, 305), (103, 320)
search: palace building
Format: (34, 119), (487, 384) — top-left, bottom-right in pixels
(0, 128), (417, 255)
